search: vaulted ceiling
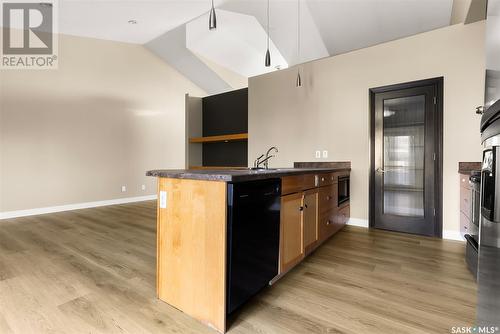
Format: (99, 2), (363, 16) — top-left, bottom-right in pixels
(45, 0), (466, 93)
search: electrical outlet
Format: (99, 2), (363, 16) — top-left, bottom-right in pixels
(141, 184), (146, 191)
(121, 186), (126, 192)
(315, 150), (321, 158)
(322, 150), (328, 158)
(160, 191), (167, 209)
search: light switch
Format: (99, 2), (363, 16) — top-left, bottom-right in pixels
(322, 150), (328, 158)
(315, 151), (321, 158)
(160, 191), (167, 209)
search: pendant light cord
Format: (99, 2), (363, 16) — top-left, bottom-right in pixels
(297, 0), (300, 63)
(267, 0), (270, 50)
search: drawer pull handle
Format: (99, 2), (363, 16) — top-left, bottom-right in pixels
(299, 206), (304, 211)
(326, 220), (332, 225)
(321, 177), (325, 181)
(326, 196), (331, 201)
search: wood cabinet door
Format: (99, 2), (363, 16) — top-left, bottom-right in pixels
(303, 189), (319, 253)
(280, 192), (304, 273)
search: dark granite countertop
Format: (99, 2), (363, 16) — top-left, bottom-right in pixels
(146, 167), (350, 182)
(458, 162), (481, 175)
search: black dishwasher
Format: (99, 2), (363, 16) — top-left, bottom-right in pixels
(226, 178), (281, 315)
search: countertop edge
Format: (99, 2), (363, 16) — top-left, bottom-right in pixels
(146, 167), (351, 182)
(458, 162), (481, 175)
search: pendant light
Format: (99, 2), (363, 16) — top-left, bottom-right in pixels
(209, 0), (217, 30)
(296, 0), (302, 87)
(265, 0), (271, 67)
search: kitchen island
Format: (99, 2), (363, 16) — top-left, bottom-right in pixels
(146, 163), (350, 333)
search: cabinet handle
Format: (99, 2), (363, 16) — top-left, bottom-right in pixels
(326, 195), (331, 201)
(304, 204), (308, 209)
(321, 177), (325, 182)
(299, 206), (304, 211)
(326, 220), (332, 225)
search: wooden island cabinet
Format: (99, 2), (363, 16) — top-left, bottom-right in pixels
(279, 171), (350, 275)
(147, 165), (350, 333)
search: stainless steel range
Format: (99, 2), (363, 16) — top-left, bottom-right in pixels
(478, 99), (500, 327)
(477, 0), (500, 326)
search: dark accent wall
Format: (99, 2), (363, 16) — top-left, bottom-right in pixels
(202, 88), (248, 167)
(202, 88), (248, 136)
(203, 142), (248, 167)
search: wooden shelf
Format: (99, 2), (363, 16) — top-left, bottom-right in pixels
(189, 166), (248, 170)
(189, 133), (248, 144)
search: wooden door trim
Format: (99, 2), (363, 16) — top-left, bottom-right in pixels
(369, 77), (443, 238)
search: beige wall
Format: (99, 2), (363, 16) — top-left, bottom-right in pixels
(0, 33), (205, 212)
(249, 22), (486, 236)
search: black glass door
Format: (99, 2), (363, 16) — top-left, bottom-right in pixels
(371, 81), (441, 237)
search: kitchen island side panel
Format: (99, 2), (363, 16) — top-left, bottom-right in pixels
(157, 178), (227, 333)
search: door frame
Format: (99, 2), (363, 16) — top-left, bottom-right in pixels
(369, 77), (444, 238)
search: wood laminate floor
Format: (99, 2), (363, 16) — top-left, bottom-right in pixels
(0, 201), (476, 334)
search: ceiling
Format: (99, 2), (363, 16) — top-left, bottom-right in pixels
(186, 9), (288, 77)
(56, 0), (453, 59)
(34, 0), (457, 92)
(57, 0), (226, 45)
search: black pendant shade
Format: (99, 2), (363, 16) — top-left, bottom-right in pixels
(265, 49), (271, 67)
(296, 70), (302, 87)
(209, 0), (217, 30)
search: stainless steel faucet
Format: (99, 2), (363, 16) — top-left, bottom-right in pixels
(264, 146), (278, 169)
(253, 147), (279, 169)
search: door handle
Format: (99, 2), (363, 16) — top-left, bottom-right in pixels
(376, 168), (386, 174)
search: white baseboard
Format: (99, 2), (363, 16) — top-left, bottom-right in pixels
(0, 195), (158, 220)
(346, 218), (464, 242)
(443, 230), (465, 242)
(347, 218), (369, 228)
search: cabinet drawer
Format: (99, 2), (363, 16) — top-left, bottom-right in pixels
(335, 206), (350, 226)
(318, 185), (337, 214)
(318, 210), (337, 241)
(319, 205), (350, 241)
(318, 173), (336, 187)
(282, 174), (317, 195)
(460, 185), (471, 219)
